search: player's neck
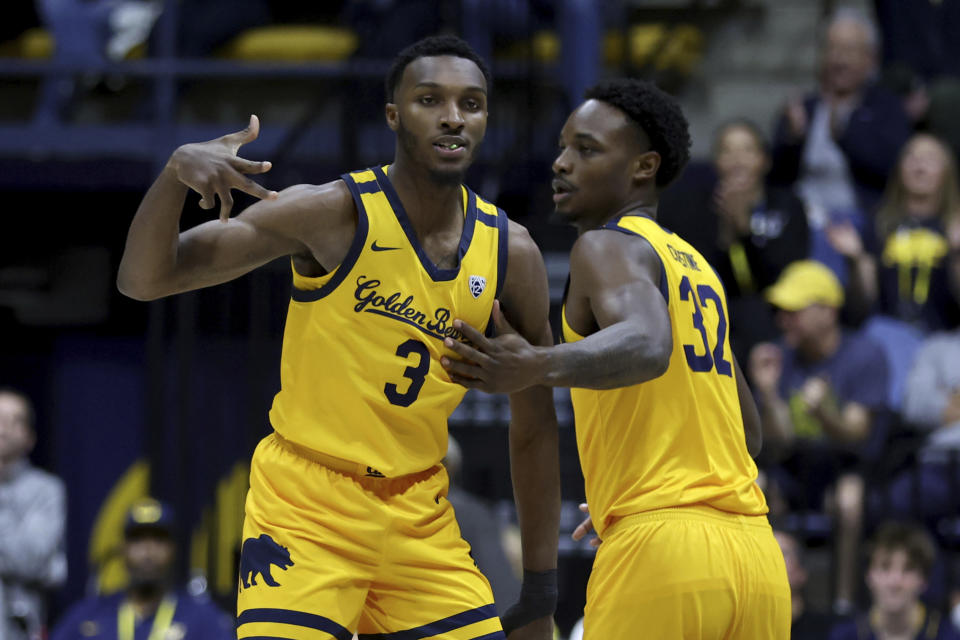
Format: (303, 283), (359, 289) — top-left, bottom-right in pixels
(598, 200), (658, 229)
(387, 159), (465, 233)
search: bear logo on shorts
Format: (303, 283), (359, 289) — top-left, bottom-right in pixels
(239, 534), (294, 589)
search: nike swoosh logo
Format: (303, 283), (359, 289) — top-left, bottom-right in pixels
(371, 241), (401, 252)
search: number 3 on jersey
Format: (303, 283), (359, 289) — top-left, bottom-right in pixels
(384, 339), (430, 407)
(678, 275), (732, 377)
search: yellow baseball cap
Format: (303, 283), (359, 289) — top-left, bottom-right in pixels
(764, 260), (844, 311)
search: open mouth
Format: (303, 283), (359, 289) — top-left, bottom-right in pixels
(552, 178), (575, 203)
(433, 138), (468, 157)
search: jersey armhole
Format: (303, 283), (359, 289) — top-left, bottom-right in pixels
(289, 173), (370, 303)
(494, 206), (509, 299)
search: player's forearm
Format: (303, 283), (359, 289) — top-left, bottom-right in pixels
(117, 165), (189, 300)
(539, 322), (670, 389)
(508, 387), (560, 572)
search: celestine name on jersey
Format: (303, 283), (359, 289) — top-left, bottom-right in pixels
(352, 275), (464, 342)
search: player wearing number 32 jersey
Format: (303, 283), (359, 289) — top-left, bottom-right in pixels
(441, 79), (790, 639)
(118, 36), (560, 640)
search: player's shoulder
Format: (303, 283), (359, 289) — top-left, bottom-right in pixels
(505, 219), (536, 253)
(275, 179), (353, 214)
(571, 226), (660, 275)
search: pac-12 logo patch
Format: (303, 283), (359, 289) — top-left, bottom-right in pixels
(469, 275), (486, 298)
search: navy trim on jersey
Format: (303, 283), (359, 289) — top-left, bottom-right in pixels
(289, 174), (370, 303)
(237, 608), (353, 640)
(599, 219), (670, 304)
(373, 166), (477, 282)
(470, 632), (507, 640)
(494, 207), (509, 299)
(357, 604), (499, 640)
(476, 210), (498, 228)
(355, 179), (383, 195)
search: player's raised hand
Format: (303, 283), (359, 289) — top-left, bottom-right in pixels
(166, 114), (278, 222)
(441, 300), (543, 394)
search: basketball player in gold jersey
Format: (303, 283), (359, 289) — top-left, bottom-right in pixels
(442, 78), (791, 637)
(117, 36), (559, 640)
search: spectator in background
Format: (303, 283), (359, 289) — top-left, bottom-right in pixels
(770, 8), (911, 222)
(829, 521), (960, 640)
(442, 436), (521, 610)
(748, 261), (890, 614)
(829, 133), (960, 333)
(775, 528), (845, 639)
(663, 118), (809, 364)
(0, 387), (66, 640)
(51, 498), (233, 640)
(885, 322), (960, 528)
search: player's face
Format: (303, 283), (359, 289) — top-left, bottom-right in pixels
(0, 393), (34, 462)
(900, 134), (950, 202)
(713, 125), (767, 185)
(552, 100), (651, 228)
(388, 55), (488, 184)
(866, 549), (925, 613)
(124, 532), (175, 587)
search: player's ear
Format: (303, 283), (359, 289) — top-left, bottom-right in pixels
(634, 150), (661, 183)
(385, 103), (399, 132)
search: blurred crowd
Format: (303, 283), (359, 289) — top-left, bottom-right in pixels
(4, 1), (960, 639)
(658, 5), (960, 637)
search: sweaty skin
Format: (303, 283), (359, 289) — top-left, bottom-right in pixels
(118, 54), (559, 640)
(441, 99), (762, 457)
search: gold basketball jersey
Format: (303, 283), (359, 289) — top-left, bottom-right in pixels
(562, 214), (767, 536)
(268, 166), (507, 477)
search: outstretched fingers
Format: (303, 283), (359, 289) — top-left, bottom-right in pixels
(217, 187), (234, 222)
(233, 174), (279, 201)
(225, 114), (261, 152)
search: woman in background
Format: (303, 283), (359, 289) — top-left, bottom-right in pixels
(829, 133), (960, 333)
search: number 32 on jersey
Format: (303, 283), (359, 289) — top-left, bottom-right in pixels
(678, 275), (732, 377)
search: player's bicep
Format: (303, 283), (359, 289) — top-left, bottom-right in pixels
(589, 276), (669, 334)
(575, 231), (671, 343)
(172, 185), (325, 292)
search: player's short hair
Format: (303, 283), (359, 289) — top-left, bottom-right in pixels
(584, 78), (691, 188)
(385, 35), (492, 103)
(869, 521), (936, 579)
(712, 117), (769, 157)
(0, 386), (35, 430)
